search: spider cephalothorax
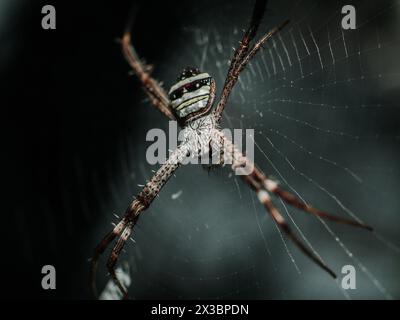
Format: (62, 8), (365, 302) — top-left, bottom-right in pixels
(168, 67), (216, 124)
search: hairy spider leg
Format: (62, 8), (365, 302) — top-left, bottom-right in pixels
(250, 168), (373, 230)
(121, 23), (175, 120)
(90, 216), (130, 297)
(215, 0), (289, 119)
(221, 0), (268, 95)
(91, 145), (188, 298)
(216, 130), (372, 278)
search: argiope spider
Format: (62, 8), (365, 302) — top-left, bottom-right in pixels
(90, 0), (372, 298)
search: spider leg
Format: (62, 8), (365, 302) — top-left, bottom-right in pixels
(214, 0), (289, 119)
(216, 130), (372, 229)
(256, 188), (337, 278)
(90, 145), (188, 298)
(232, 20), (290, 78)
(106, 218), (138, 299)
(120, 14), (175, 120)
(239, 172), (336, 277)
(222, 0), (267, 90)
(251, 168), (373, 230)
(216, 130), (371, 278)
(90, 217), (129, 297)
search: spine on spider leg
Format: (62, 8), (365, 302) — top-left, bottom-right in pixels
(222, 0), (267, 89)
(128, 146), (188, 215)
(214, 130), (255, 176)
(120, 32), (175, 120)
(235, 19), (290, 77)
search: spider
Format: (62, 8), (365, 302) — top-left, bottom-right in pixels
(90, 0), (372, 298)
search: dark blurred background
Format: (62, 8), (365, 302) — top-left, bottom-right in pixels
(2, 0), (400, 299)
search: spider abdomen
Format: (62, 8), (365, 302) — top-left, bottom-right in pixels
(168, 67), (216, 124)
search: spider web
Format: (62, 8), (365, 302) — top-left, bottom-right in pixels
(93, 0), (400, 299)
